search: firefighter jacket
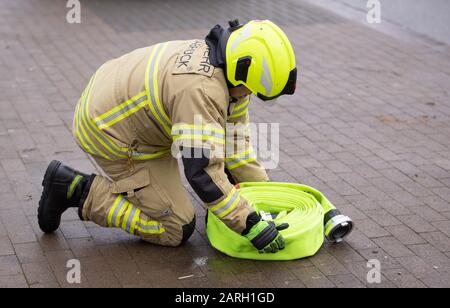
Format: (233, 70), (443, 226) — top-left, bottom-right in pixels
(73, 40), (269, 233)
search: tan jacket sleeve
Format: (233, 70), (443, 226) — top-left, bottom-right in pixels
(170, 72), (254, 234)
(225, 96), (270, 184)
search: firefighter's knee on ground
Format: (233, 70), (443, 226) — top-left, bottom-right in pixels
(140, 215), (196, 247)
(181, 216), (196, 244)
(164, 215), (196, 247)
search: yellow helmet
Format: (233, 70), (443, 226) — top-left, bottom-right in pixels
(224, 19), (297, 101)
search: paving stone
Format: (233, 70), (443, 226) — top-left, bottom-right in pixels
(346, 229), (379, 251)
(0, 255), (23, 277)
(365, 209), (403, 227)
(421, 232), (450, 253)
(327, 273), (365, 288)
(384, 268), (427, 288)
(357, 248), (402, 270)
(431, 220), (450, 237)
(291, 266), (335, 288)
(373, 237), (415, 258)
(0, 236), (14, 256)
(354, 218), (391, 239)
(1, 0), (450, 288)
(421, 274), (450, 288)
(45, 250), (76, 273)
(344, 261), (395, 288)
(22, 262), (57, 286)
(385, 225), (426, 246)
(395, 256), (440, 279)
(407, 244), (450, 270)
(14, 242), (46, 264)
(309, 252), (350, 276)
(0, 274), (28, 288)
(397, 215), (438, 234)
(59, 220), (91, 239)
(67, 238), (101, 258)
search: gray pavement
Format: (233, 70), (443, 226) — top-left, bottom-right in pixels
(313, 0), (450, 45)
(0, 0), (450, 288)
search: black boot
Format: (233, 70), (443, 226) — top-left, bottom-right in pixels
(38, 160), (95, 233)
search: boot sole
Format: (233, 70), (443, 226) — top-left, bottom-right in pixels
(38, 160), (62, 233)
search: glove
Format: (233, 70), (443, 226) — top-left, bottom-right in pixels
(243, 219), (289, 253)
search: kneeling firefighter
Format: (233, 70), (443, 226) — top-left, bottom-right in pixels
(38, 19), (350, 253)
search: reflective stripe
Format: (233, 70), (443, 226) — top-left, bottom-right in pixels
(67, 175), (82, 199)
(146, 43), (172, 136)
(121, 202), (134, 231)
(227, 155), (256, 170)
(261, 57), (273, 96)
(106, 197), (164, 235)
(76, 76), (110, 159)
(94, 92), (148, 129)
(229, 107), (248, 119)
(132, 149), (171, 160)
(172, 134), (225, 145)
(124, 207), (137, 233)
(172, 124), (225, 145)
(172, 129), (224, 140)
(229, 98), (250, 119)
(110, 195), (127, 227)
(78, 74), (124, 159)
(233, 98), (250, 113)
(172, 124), (224, 134)
(136, 220), (165, 234)
(107, 195), (125, 227)
(76, 75), (169, 161)
(210, 189), (241, 218)
(225, 147), (257, 170)
(129, 208), (141, 235)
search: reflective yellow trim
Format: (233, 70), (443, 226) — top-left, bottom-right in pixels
(132, 148), (171, 160)
(229, 107), (249, 119)
(114, 200), (127, 227)
(121, 201), (133, 231)
(76, 57), (171, 161)
(217, 194), (240, 218)
(152, 43), (171, 126)
(210, 188), (241, 219)
(93, 91), (148, 129)
(137, 220), (166, 234)
(233, 98), (250, 113)
(145, 43), (172, 136)
(74, 79), (92, 155)
(80, 77), (127, 158)
(74, 101), (96, 156)
(172, 123), (224, 134)
(172, 134), (225, 145)
(77, 75), (113, 159)
(129, 208), (141, 235)
(107, 196), (122, 227)
(225, 147), (257, 169)
(225, 147), (253, 162)
(227, 156), (257, 170)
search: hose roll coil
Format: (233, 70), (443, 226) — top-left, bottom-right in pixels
(206, 182), (342, 260)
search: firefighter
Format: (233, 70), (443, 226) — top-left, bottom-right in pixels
(38, 19), (297, 253)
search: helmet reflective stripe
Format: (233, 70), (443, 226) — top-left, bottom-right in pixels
(230, 25), (252, 53)
(260, 58), (273, 96)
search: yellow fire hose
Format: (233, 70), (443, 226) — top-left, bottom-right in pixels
(206, 182), (353, 260)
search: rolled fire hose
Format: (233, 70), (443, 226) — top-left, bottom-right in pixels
(206, 182), (353, 261)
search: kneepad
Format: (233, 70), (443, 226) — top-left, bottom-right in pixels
(181, 216), (196, 243)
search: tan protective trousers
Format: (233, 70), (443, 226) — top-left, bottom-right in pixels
(81, 155), (196, 246)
